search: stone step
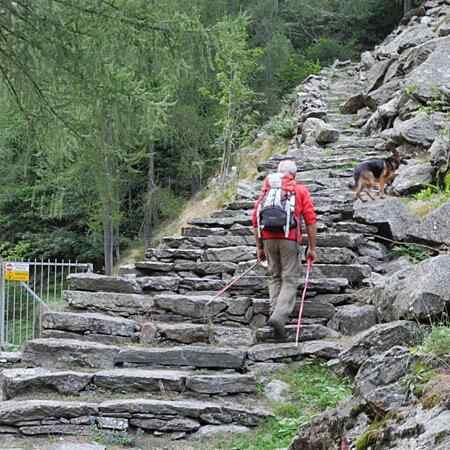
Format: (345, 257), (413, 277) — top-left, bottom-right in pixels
(0, 368), (257, 400)
(0, 352), (22, 369)
(22, 339), (248, 371)
(42, 311), (141, 346)
(0, 398), (269, 437)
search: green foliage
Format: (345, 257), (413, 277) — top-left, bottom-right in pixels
(91, 426), (141, 446)
(419, 325), (450, 357)
(304, 37), (357, 66)
(0, 0), (406, 267)
(265, 116), (297, 139)
(221, 360), (352, 450)
(391, 244), (433, 263)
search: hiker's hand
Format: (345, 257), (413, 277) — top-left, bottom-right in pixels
(306, 248), (317, 263)
(257, 247), (266, 262)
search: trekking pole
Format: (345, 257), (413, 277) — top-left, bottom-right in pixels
(204, 261), (260, 321)
(295, 257), (313, 347)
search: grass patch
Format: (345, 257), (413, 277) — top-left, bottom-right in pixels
(390, 243), (433, 263)
(215, 360), (352, 450)
(419, 324), (450, 357)
(91, 426), (142, 447)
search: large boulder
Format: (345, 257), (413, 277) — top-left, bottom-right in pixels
(371, 256), (450, 322)
(375, 24), (434, 58)
(353, 198), (418, 240)
(366, 59), (394, 92)
(402, 36), (450, 102)
(391, 161), (434, 195)
(355, 346), (415, 411)
(392, 113), (438, 148)
(430, 136), (450, 181)
(407, 200), (450, 246)
(301, 118), (339, 145)
(338, 321), (420, 374)
(328, 305), (378, 336)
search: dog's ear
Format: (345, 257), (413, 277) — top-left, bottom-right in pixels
(400, 158), (408, 165)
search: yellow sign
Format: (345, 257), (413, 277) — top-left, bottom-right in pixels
(4, 262), (30, 282)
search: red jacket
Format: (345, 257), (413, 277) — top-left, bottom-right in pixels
(251, 173), (317, 242)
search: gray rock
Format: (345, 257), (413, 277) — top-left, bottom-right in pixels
(186, 373), (256, 395)
(256, 324), (339, 343)
(45, 444), (105, 450)
(137, 276), (180, 291)
(94, 368), (186, 393)
(299, 340), (346, 360)
(68, 273), (142, 294)
(367, 59), (394, 92)
(247, 343), (303, 362)
(403, 36), (450, 102)
(19, 425), (91, 435)
(130, 417), (200, 432)
(191, 424), (250, 439)
(145, 247), (203, 260)
(0, 352), (21, 368)
(96, 417), (128, 431)
(135, 260), (174, 272)
(1, 368), (93, 399)
(438, 18), (450, 36)
(354, 197), (418, 240)
(308, 264), (370, 284)
(355, 346), (414, 410)
(392, 161), (434, 194)
(182, 226), (227, 237)
(153, 294), (228, 319)
(430, 136), (450, 181)
(203, 246), (256, 262)
(328, 305), (378, 336)
(302, 118), (339, 145)
(64, 290), (153, 318)
(189, 216), (252, 228)
(371, 256), (450, 322)
(361, 51), (375, 70)
(117, 345), (246, 369)
(340, 94), (368, 114)
(42, 312), (139, 337)
(376, 24), (434, 57)
(99, 399), (270, 427)
(264, 380), (290, 402)
(339, 321), (420, 373)
(0, 400), (98, 424)
(22, 339), (120, 369)
(407, 200), (450, 246)
(316, 233), (363, 248)
(393, 113), (437, 148)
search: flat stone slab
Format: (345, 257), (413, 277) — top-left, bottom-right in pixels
(64, 290), (153, 318)
(1, 368), (93, 399)
(22, 339), (120, 369)
(156, 322), (256, 346)
(0, 352), (21, 368)
(256, 324), (340, 343)
(117, 345), (247, 370)
(68, 273), (142, 294)
(1, 368), (257, 399)
(42, 312), (139, 337)
(46, 444), (105, 450)
(247, 343), (304, 362)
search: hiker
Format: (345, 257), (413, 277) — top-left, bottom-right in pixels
(252, 159), (317, 340)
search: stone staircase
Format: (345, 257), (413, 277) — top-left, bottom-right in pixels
(0, 63), (394, 440)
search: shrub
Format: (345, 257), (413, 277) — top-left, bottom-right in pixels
(419, 325), (450, 357)
(304, 37), (357, 66)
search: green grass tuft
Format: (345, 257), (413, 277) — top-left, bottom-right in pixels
(216, 359), (352, 450)
(419, 325), (450, 357)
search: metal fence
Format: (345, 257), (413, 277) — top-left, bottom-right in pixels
(0, 260), (93, 349)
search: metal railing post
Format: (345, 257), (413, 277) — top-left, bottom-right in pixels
(0, 259), (5, 348)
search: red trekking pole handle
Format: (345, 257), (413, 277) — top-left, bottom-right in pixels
(295, 257), (313, 347)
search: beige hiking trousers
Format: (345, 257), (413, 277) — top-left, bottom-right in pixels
(263, 239), (301, 326)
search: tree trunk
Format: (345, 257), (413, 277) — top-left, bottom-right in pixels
(143, 143), (156, 249)
(103, 117), (114, 275)
(404, 0), (414, 14)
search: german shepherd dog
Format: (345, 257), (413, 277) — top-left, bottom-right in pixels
(350, 150), (402, 201)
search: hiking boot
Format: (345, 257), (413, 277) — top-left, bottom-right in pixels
(268, 318), (286, 341)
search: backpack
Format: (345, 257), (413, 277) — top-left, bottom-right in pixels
(256, 173), (297, 238)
